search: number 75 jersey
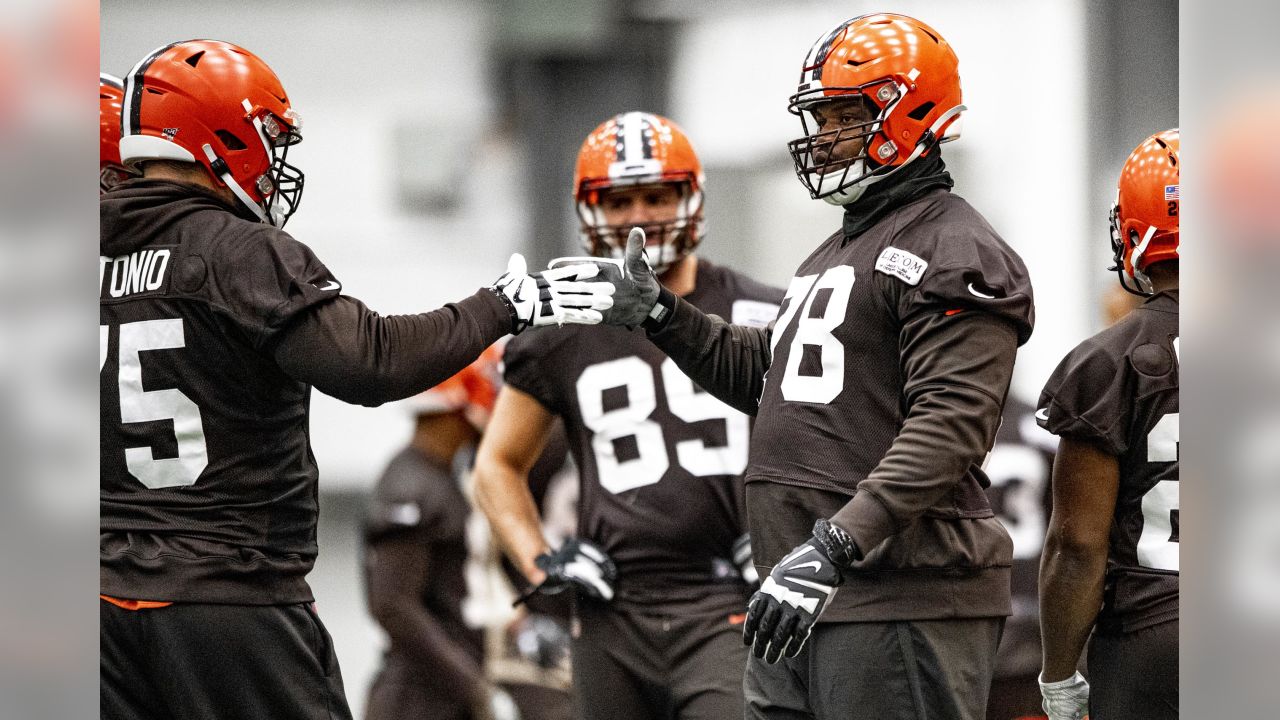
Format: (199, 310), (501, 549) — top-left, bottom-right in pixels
(1038, 290), (1180, 633)
(100, 192), (341, 604)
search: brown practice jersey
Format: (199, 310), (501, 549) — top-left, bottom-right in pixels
(503, 260), (782, 610)
(363, 448), (481, 668)
(101, 183), (344, 604)
(101, 180), (511, 604)
(1038, 289), (1180, 633)
(740, 188), (1035, 621)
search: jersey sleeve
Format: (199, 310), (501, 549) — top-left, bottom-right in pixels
(892, 223), (1035, 346)
(365, 460), (452, 542)
(1036, 339), (1131, 456)
(212, 227), (342, 349)
(502, 330), (559, 411)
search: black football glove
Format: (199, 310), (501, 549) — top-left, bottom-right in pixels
(488, 253), (614, 334)
(552, 228), (672, 331)
(532, 538), (617, 602)
(744, 519), (859, 663)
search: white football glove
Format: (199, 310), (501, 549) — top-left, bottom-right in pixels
(488, 253), (614, 334)
(1039, 670), (1090, 720)
(550, 227), (666, 330)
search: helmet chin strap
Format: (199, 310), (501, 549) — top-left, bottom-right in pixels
(203, 144), (269, 224)
(820, 103), (966, 206)
(1129, 225), (1158, 293)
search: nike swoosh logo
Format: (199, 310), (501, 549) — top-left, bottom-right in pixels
(512, 284), (526, 303)
(1035, 408), (1050, 422)
(316, 280), (341, 292)
(790, 560), (823, 574)
(967, 282), (996, 299)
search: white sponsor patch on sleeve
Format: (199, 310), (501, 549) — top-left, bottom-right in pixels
(732, 300), (780, 328)
(389, 502), (421, 527)
(874, 246), (929, 286)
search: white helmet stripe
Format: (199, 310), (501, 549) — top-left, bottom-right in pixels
(617, 112), (652, 164)
(803, 16), (863, 83)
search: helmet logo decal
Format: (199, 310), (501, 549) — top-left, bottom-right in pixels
(608, 112), (663, 179)
(162, 127), (179, 140)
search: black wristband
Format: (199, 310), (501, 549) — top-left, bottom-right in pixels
(641, 286), (677, 334)
(485, 286), (522, 334)
(812, 518), (861, 569)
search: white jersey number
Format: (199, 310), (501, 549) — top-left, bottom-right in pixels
(1137, 412), (1180, 571)
(102, 319), (208, 489)
(577, 356), (749, 494)
(771, 266), (855, 404)
(985, 443), (1050, 560)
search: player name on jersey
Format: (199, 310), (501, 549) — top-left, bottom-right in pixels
(100, 247), (173, 299)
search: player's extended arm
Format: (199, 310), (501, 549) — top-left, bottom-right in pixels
(365, 531), (490, 710)
(647, 295), (773, 417)
(1039, 436), (1118, 681)
(473, 386), (556, 584)
(594, 228), (773, 416)
(828, 310), (1018, 555)
(272, 292), (509, 407)
(270, 256), (612, 408)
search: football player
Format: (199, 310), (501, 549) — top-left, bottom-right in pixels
(99, 73), (134, 193)
(984, 394), (1056, 720)
(99, 40), (610, 720)
(582, 15), (1035, 719)
(363, 347), (518, 720)
(1036, 129), (1180, 720)
(473, 111), (782, 719)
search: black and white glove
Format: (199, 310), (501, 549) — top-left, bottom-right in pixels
(552, 227), (673, 331)
(744, 520), (856, 664)
(1038, 671), (1090, 720)
(488, 253), (614, 334)
(733, 533), (759, 587)
(533, 538), (617, 602)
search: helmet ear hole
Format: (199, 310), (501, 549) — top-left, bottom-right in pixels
(215, 130), (247, 152)
(907, 101), (936, 121)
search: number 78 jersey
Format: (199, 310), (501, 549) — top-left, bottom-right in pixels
(745, 190), (1035, 499)
(1038, 290), (1180, 633)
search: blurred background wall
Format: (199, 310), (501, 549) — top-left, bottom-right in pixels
(101, 1), (1176, 716)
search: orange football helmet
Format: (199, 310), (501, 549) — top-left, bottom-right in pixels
(100, 73), (135, 194)
(1110, 129), (1180, 295)
(119, 40), (304, 226)
(787, 13), (965, 203)
(573, 112), (705, 273)
(405, 344), (502, 431)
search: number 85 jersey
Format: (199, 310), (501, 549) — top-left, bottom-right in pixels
(1038, 290), (1180, 633)
(502, 260), (782, 609)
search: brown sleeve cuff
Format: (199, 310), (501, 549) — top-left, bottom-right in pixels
(830, 490), (899, 558)
(463, 287), (516, 341)
(647, 294), (707, 358)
